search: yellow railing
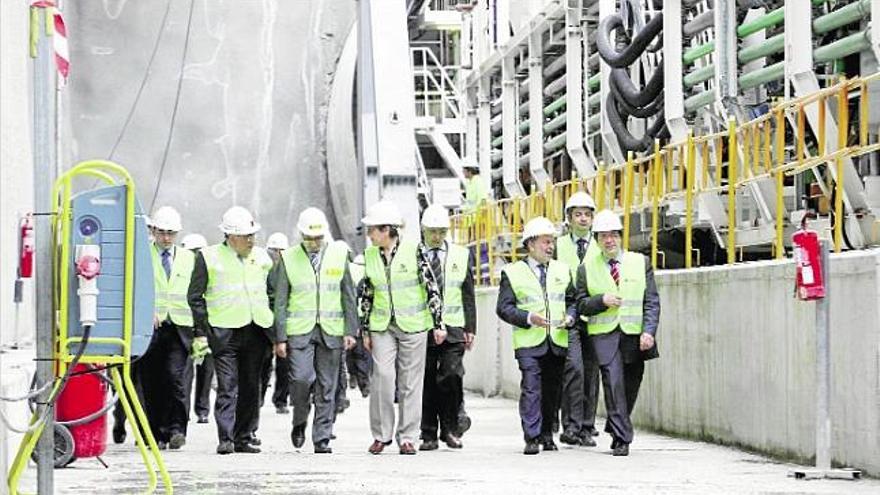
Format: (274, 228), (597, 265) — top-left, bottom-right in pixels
(452, 73), (880, 285)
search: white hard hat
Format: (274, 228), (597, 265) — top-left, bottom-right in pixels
(151, 206), (183, 232)
(421, 204), (450, 229)
(592, 210), (624, 233)
(266, 232), (289, 250)
(180, 233), (208, 250)
(462, 159), (480, 170)
(143, 215), (153, 228)
(296, 207), (330, 237)
(219, 206), (261, 235)
(522, 216), (557, 244)
(361, 199), (404, 227)
(565, 192), (596, 214)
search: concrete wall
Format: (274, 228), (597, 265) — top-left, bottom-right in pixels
(465, 250), (880, 477)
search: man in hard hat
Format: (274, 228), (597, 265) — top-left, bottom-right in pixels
(461, 161), (487, 214)
(575, 210), (660, 457)
(263, 232), (291, 415)
(496, 216), (576, 455)
(418, 204), (475, 451)
(270, 207), (357, 454)
(555, 192), (600, 448)
(138, 206), (197, 451)
(181, 234), (214, 425)
(345, 254), (371, 397)
(188, 206), (276, 455)
(359, 199), (445, 455)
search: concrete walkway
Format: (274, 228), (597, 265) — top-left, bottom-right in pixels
(17, 391), (877, 494)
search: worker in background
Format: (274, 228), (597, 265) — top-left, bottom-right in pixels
(359, 199), (445, 455)
(575, 210), (660, 457)
(181, 233), (213, 425)
(263, 232), (292, 414)
(188, 206), (276, 455)
(270, 207), (357, 454)
(139, 206), (197, 451)
(345, 254), (371, 397)
(418, 204), (476, 451)
(555, 192), (600, 448)
(496, 217), (575, 455)
(461, 160), (487, 214)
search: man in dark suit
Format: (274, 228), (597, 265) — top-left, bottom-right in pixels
(418, 205), (476, 451)
(575, 210), (660, 457)
(496, 217), (577, 455)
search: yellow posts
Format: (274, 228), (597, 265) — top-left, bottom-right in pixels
(685, 132), (696, 268)
(609, 167), (618, 208)
(714, 136), (723, 187)
(860, 81), (869, 147)
(797, 104), (806, 165)
(774, 109), (786, 259)
(651, 141), (662, 269)
(665, 147), (674, 194)
(512, 196), (521, 262)
(763, 122), (772, 174)
(596, 162), (606, 210)
(834, 79), (849, 253)
(623, 152), (634, 251)
(727, 119), (738, 264)
(701, 140), (710, 190)
(817, 97), (826, 156)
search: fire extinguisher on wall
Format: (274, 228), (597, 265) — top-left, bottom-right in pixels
(19, 214), (35, 279)
(792, 217), (826, 301)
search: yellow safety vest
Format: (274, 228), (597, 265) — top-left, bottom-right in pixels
(555, 233), (599, 279)
(439, 243), (470, 328)
(281, 241), (350, 337)
(464, 175), (487, 213)
(364, 241), (432, 333)
(151, 245), (195, 326)
(201, 243), (274, 329)
(582, 251), (646, 336)
(501, 260), (570, 350)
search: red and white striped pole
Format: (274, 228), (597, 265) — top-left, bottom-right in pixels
(29, 0), (69, 87)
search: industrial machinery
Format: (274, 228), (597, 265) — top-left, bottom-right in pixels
(7, 160), (172, 494)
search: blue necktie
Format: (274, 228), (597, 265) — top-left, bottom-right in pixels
(538, 264), (547, 288)
(161, 249), (172, 279)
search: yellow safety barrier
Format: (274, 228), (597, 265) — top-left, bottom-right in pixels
(451, 73), (880, 283)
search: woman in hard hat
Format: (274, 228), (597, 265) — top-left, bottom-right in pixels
(188, 206), (277, 455)
(496, 216), (577, 455)
(359, 199), (445, 455)
(575, 210), (660, 457)
(556, 192), (600, 448)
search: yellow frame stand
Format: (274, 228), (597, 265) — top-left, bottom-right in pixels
(7, 160), (173, 494)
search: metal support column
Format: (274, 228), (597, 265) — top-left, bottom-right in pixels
(599, 0), (624, 164)
(528, 30), (548, 185)
(565, 0), (594, 177)
(502, 52), (525, 196)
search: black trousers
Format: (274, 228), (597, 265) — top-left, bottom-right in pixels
(271, 354), (291, 408)
(210, 324), (271, 445)
(345, 336), (371, 393)
(140, 321), (193, 442)
(194, 355), (214, 418)
(561, 328), (600, 435)
(591, 330), (646, 445)
(421, 341), (465, 440)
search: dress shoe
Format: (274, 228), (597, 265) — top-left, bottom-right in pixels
(234, 443), (261, 454)
(586, 427), (600, 437)
(457, 414), (472, 436)
(169, 433), (186, 450)
(612, 442), (630, 456)
(314, 442), (332, 454)
(247, 434), (262, 446)
(368, 440), (389, 455)
(197, 416), (209, 424)
(523, 440), (541, 455)
(542, 439), (559, 451)
(276, 405), (290, 414)
(360, 386), (370, 398)
(441, 433), (462, 449)
(578, 433), (597, 447)
(112, 428), (126, 444)
(216, 441), (234, 455)
(419, 439), (439, 451)
(291, 424), (306, 448)
(330, 433), (337, 440)
(559, 430), (582, 446)
(610, 437), (621, 450)
(399, 442), (417, 455)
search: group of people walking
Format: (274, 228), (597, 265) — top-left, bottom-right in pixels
(113, 188), (659, 458)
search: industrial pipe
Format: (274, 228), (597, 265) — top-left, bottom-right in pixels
(597, 12), (664, 68)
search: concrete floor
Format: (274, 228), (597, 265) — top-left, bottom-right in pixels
(20, 391), (878, 494)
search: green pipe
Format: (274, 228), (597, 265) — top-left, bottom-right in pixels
(737, 7), (784, 38)
(739, 61), (785, 90)
(738, 32), (784, 64)
(544, 95), (566, 116)
(684, 41), (715, 65)
(684, 90), (716, 113)
(684, 64), (714, 88)
(814, 0), (870, 35)
(588, 74), (600, 91)
(814, 29), (871, 63)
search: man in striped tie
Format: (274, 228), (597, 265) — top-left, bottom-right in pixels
(575, 210), (660, 457)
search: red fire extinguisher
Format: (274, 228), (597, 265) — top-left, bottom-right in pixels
(792, 219), (826, 301)
(19, 214), (35, 279)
